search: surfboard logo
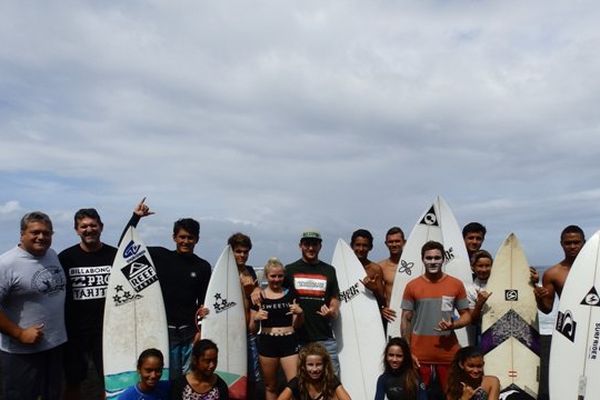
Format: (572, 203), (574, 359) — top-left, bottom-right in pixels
(112, 284), (143, 306)
(588, 323), (600, 360)
(398, 260), (414, 275)
(120, 257), (158, 293)
(505, 289), (519, 301)
(556, 310), (577, 342)
(339, 282), (360, 303)
(212, 292), (237, 313)
(419, 206), (439, 226)
(581, 287), (600, 307)
(123, 240), (142, 259)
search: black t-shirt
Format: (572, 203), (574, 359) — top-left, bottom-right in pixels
(148, 247), (212, 327)
(59, 243), (117, 334)
(284, 259), (340, 342)
(253, 289), (296, 328)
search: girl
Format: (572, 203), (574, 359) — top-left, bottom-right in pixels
(446, 347), (499, 400)
(119, 348), (169, 400)
(249, 257), (304, 400)
(374, 337), (426, 400)
(170, 339), (229, 399)
(277, 342), (350, 400)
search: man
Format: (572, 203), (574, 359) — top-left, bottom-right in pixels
(284, 230), (341, 374)
(59, 208), (117, 400)
(533, 225), (585, 400)
(128, 199), (212, 379)
(377, 227), (406, 322)
(0, 211), (67, 400)
(227, 232), (261, 398)
(401, 241), (471, 396)
(350, 229), (386, 310)
(462, 222), (487, 262)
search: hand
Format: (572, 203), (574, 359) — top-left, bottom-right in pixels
(436, 318), (454, 331)
(134, 197), (154, 218)
(18, 323), (44, 344)
(196, 306), (210, 319)
(534, 285), (549, 299)
(529, 267), (539, 285)
(411, 353), (420, 369)
(287, 299), (303, 315)
(317, 304), (335, 319)
(250, 287), (262, 306)
(254, 308), (268, 321)
(381, 307), (396, 322)
(359, 275), (377, 291)
(476, 290), (492, 305)
(460, 382), (477, 400)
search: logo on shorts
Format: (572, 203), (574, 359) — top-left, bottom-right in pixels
(556, 310), (577, 342)
(419, 205), (439, 226)
(581, 287), (600, 307)
(212, 292), (237, 313)
(339, 282), (360, 303)
(112, 284), (142, 306)
(505, 289), (519, 301)
(120, 256), (158, 292)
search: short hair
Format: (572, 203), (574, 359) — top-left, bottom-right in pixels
(421, 240), (445, 260)
(561, 225), (585, 241)
(462, 222), (486, 238)
(228, 232), (253, 250)
(190, 339), (218, 371)
(351, 229), (374, 247)
(471, 249), (493, 266)
(20, 211), (53, 233)
(136, 348), (164, 370)
(385, 226), (405, 240)
(73, 208), (103, 229)
(173, 218), (200, 238)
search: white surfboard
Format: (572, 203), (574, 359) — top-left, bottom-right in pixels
(549, 230), (600, 399)
(332, 239), (386, 400)
(103, 226), (170, 400)
(201, 245), (247, 399)
(388, 195), (472, 345)
(481, 233), (539, 400)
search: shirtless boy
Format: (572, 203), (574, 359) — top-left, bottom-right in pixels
(350, 229), (386, 309)
(377, 227), (405, 322)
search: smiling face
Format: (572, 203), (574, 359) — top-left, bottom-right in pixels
(385, 233), (405, 257)
(305, 354), (324, 381)
(137, 355), (163, 392)
(386, 345), (404, 371)
(300, 239), (321, 264)
(75, 216), (103, 250)
(561, 232), (585, 260)
(472, 256), (493, 281)
(461, 355), (484, 380)
(20, 221), (53, 257)
(351, 236), (372, 261)
(266, 265), (284, 290)
(232, 245), (250, 267)
(173, 228), (198, 254)
(464, 231), (484, 254)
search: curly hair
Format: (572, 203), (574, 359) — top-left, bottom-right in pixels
(296, 343), (337, 400)
(446, 346), (484, 400)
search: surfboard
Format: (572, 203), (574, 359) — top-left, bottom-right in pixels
(549, 230), (600, 399)
(201, 245), (247, 399)
(481, 233), (539, 400)
(103, 226), (170, 400)
(387, 195), (472, 345)
(332, 239), (386, 400)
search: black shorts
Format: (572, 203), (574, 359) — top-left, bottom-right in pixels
(63, 332), (103, 384)
(258, 333), (300, 358)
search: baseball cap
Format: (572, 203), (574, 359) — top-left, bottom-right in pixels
(301, 229), (322, 241)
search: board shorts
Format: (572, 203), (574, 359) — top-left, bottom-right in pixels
(258, 333), (300, 358)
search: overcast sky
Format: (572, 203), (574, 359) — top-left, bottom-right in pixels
(2, 1), (600, 269)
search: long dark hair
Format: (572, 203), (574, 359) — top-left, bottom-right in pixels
(447, 346), (484, 400)
(383, 337), (419, 398)
(296, 343), (337, 400)
(190, 339), (218, 372)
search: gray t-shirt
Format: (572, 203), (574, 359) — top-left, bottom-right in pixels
(0, 246), (67, 353)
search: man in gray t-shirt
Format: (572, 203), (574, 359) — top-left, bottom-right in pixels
(0, 211), (67, 400)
